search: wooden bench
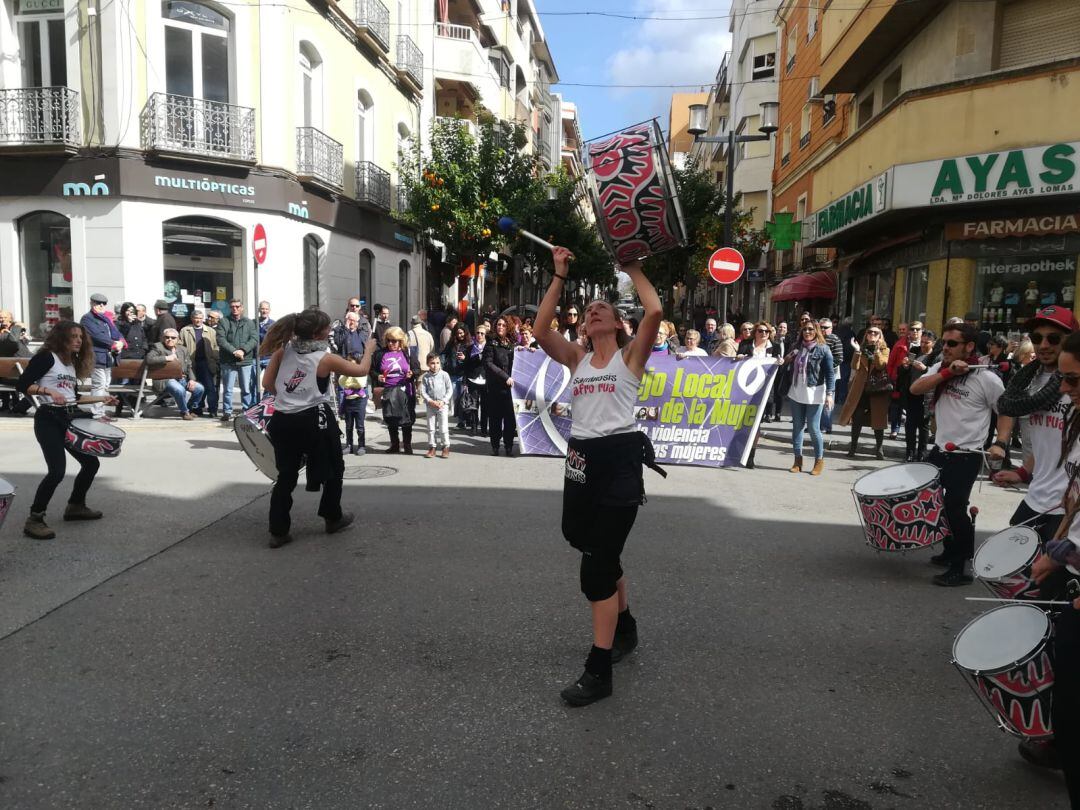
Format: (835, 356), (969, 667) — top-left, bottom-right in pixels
(107, 359), (185, 419)
(0, 357), (29, 408)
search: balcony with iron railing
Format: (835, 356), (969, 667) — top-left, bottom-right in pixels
(354, 0), (390, 52)
(0, 87), (80, 150)
(393, 183), (410, 215)
(140, 92), (256, 163)
(356, 161), (391, 210)
(396, 35), (423, 89)
(433, 22), (501, 103)
(296, 127), (344, 190)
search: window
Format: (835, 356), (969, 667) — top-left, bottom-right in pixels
(490, 54), (511, 89)
(786, 25), (798, 72)
(794, 196), (808, 267)
(303, 235), (321, 309)
(356, 89), (374, 163)
(856, 95), (874, 129)
(998, 0), (1080, 70)
(298, 42), (323, 129)
(781, 125), (791, 165)
(14, 2), (67, 87)
(752, 51), (775, 80)
(162, 1), (231, 102)
(904, 265), (929, 323)
(398, 260), (410, 327)
(882, 67), (902, 106)
(19, 211), (72, 339)
(822, 94), (836, 125)
(357, 250), (374, 316)
(807, 0), (819, 39)
(799, 104), (811, 148)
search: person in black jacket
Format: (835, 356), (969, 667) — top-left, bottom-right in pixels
(441, 323), (473, 430)
(146, 299), (176, 346)
(483, 316), (517, 455)
(116, 302), (149, 361)
(819, 318), (844, 433)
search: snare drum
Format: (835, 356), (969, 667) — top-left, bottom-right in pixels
(0, 477), (14, 533)
(851, 462), (950, 551)
(64, 418), (126, 457)
(974, 526), (1044, 601)
(952, 603), (1054, 739)
(234, 398), (282, 481)
(586, 120), (687, 263)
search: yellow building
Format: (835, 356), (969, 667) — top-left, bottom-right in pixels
(668, 91), (708, 168)
(803, 0), (1080, 335)
(0, 0), (425, 336)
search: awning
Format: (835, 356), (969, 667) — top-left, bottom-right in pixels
(770, 271), (837, 302)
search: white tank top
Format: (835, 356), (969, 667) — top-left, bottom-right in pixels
(570, 349), (640, 439)
(273, 344), (331, 413)
(39, 352), (78, 404)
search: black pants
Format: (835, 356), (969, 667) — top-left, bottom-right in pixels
(1011, 499), (1064, 547)
(31, 409), (100, 514)
(1053, 607), (1080, 807)
(267, 408), (343, 537)
(927, 448), (982, 565)
(487, 391), (516, 450)
(904, 397), (928, 459)
(342, 407), (365, 447)
(850, 394), (884, 450)
(385, 418), (412, 448)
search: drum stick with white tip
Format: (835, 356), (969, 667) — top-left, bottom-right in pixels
(497, 216), (557, 252)
(965, 597), (1072, 605)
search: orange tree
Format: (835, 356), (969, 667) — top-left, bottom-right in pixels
(399, 117), (612, 291)
(643, 157), (768, 319)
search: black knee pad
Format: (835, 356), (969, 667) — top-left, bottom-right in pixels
(579, 549), (622, 602)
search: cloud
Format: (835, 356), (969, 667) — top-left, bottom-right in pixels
(605, 0), (732, 130)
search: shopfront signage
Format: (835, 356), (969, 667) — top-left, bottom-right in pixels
(287, 202), (310, 219)
(976, 256), (1076, 276)
(17, 0), (64, 12)
(805, 171), (889, 244)
(62, 179), (110, 197)
(893, 142), (1079, 209)
(946, 213), (1080, 241)
(153, 173), (256, 200)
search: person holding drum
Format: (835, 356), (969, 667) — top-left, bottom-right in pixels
(910, 322), (1004, 586)
(259, 308), (375, 548)
(990, 306), (1077, 546)
(15, 320), (120, 540)
(534, 245), (665, 707)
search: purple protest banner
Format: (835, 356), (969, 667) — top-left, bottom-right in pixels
(512, 350), (779, 467)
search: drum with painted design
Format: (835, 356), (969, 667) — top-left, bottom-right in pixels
(851, 462), (950, 551)
(64, 419), (126, 457)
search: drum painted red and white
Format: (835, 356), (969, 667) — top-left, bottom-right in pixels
(64, 418), (126, 457)
(0, 477), (14, 533)
(953, 603), (1054, 739)
(585, 120), (687, 263)
(974, 526), (1045, 601)
(851, 462), (950, 551)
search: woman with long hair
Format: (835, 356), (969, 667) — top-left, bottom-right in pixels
(711, 323), (738, 358)
(535, 246), (665, 707)
(784, 320), (834, 475)
(372, 326), (420, 454)
(466, 324), (488, 435)
(482, 315), (518, 455)
(441, 323), (473, 430)
(837, 325), (891, 459)
(16, 321), (118, 539)
(259, 307), (374, 547)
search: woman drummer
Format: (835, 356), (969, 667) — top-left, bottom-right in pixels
(535, 245), (665, 707)
(16, 320), (119, 539)
(259, 307), (375, 548)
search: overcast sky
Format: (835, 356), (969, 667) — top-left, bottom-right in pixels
(542, 0), (733, 142)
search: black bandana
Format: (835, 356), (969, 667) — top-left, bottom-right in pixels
(997, 361), (1063, 417)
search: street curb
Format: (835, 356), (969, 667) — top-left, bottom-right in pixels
(758, 426), (911, 461)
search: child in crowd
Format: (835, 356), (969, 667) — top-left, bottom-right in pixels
(339, 356), (367, 455)
(421, 352), (453, 458)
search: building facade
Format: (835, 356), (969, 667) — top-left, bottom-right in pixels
(667, 91), (708, 170)
(803, 0), (1080, 334)
(0, 0), (431, 337)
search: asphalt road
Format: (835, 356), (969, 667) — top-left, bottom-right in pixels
(0, 412), (1069, 809)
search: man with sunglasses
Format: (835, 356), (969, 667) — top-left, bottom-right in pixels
(911, 323), (1004, 586)
(990, 306), (1078, 545)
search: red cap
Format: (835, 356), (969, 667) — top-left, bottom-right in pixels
(1027, 305), (1079, 333)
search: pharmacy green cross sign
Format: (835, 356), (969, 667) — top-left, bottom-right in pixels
(765, 213), (802, 250)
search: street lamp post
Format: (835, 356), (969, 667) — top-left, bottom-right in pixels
(687, 100), (778, 323)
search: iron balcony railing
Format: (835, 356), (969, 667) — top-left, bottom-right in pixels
(396, 35), (423, 86)
(354, 0), (390, 51)
(140, 92), (256, 162)
(356, 161), (391, 209)
(0, 87), (80, 148)
(296, 127), (344, 190)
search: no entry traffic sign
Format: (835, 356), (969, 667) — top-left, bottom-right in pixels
(253, 223), (268, 265)
(707, 247), (744, 285)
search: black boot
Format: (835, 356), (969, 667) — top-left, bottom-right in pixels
(402, 426), (413, 455)
(874, 429), (885, 460)
(611, 610), (638, 664)
(561, 646), (613, 707)
(848, 427), (861, 458)
(387, 426), (400, 454)
(745, 446), (756, 469)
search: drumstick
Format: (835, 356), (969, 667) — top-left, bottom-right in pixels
(497, 217), (558, 252)
(965, 597), (1072, 605)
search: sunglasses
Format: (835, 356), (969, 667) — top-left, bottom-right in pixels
(1062, 373), (1080, 387)
(567, 312), (579, 317)
(1032, 331), (1064, 346)
(348, 303), (361, 308)
(942, 339), (966, 348)
(230, 305), (242, 309)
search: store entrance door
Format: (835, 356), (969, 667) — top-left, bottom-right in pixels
(162, 216), (242, 327)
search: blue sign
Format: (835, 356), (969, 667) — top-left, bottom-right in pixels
(747, 269), (764, 282)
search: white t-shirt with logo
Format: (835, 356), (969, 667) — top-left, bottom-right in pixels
(570, 350), (640, 439)
(39, 352), (79, 404)
(1022, 370), (1071, 514)
(928, 362), (1004, 451)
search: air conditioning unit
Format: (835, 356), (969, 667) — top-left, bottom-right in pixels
(807, 76), (823, 102)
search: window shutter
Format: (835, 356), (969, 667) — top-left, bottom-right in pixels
(998, 0), (1080, 70)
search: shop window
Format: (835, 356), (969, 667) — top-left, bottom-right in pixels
(18, 211), (72, 338)
(163, 216), (241, 325)
(856, 95), (874, 129)
(904, 264), (929, 324)
(874, 269), (895, 325)
(974, 255), (1078, 331)
(303, 234), (321, 309)
(398, 260), (410, 327)
(882, 67), (902, 106)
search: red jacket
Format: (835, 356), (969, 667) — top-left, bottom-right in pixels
(886, 340), (908, 399)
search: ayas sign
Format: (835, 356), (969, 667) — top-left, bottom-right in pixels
(894, 142), (1079, 208)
